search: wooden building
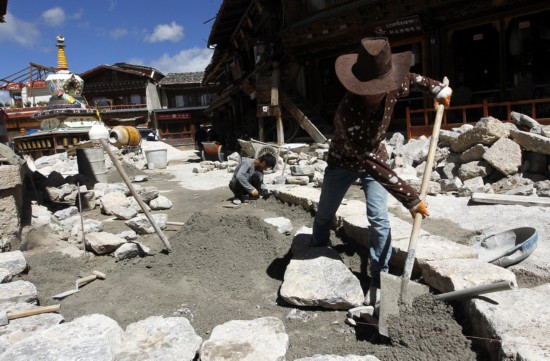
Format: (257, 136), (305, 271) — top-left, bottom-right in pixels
(80, 63), (164, 127)
(203, 0), (550, 149)
(154, 72), (219, 147)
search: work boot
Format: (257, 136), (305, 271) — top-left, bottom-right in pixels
(363, 286), (380, 306)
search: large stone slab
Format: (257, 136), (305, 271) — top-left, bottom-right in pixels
(0, 165), (22, 190)
(274, 186), (320, 211)
(450, 117), (508, 153)
(421, 258), (517, 293)
(0, 314), (123, 361)
(99, 191), (130, 215)
(334, 200), (366, 229)
(200, 317), (288, 361)
(0, 251), (27, 276)
(0, 302), (64, 354)
(482, 137), (522, 175)
(391, 235), (478, 277)
(115, 316), (202, 361)
(125, 214), (167, 234)
(510, 129), (550, 155)
(280, 247), (363, 309)
(342, 213), (430, 249)
(85, 232), (127, 255)
(465, 286), (550, 361)
(0, 281), (37, 304)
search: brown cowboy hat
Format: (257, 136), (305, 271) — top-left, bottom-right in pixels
(335, 37), (412, 95)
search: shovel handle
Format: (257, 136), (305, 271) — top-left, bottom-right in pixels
(77, 274), (97, 287)
(402, 77), (449, 281)
(7, 304), (61, 320)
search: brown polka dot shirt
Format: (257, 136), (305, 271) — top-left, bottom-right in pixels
(327, 73), (448, 210)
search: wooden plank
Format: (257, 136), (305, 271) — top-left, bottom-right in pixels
(280, 91), (327, 144)
(471, 193), (550, 207)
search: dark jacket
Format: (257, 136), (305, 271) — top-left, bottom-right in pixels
(327, 72), (447, 209)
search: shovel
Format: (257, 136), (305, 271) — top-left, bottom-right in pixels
(52, 270), (107, 300)
(377, 77), (449, 337)
(0, 304), (61, 326)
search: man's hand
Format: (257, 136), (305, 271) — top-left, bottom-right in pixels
(251, 189), (259, 197)
(409, 201), (430, 219)
(434, 86), (453, 109)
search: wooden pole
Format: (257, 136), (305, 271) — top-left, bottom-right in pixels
(258, 117), (265, 142)
(271, 62), (284, 146)
(98, 139), (172, 253)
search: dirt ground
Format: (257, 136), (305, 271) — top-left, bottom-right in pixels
(17, 163), (481, 360)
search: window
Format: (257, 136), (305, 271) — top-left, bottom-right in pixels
(130, 94), (141, 104)
(200, 93), (216, 106)
(93, 97), (111, 107)
(175, 95), (190, 107)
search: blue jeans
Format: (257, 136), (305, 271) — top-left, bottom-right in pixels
(312, 164), (391, 288)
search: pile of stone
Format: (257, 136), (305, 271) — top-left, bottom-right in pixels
(194, 113), (550, 200)
(387, 112), (550, 198)
(192, 144), (330, 188)
(31, 180), (173, 261)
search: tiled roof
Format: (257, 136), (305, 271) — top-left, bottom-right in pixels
(158, 72), (204, 85)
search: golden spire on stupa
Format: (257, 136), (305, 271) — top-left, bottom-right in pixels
(56, 34), (68, 71)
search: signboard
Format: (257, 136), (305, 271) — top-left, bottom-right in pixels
(156, 112), (191, 120)
(32, 80), (48, 88)
(374, 16), (423, 37)
(5, 82), (22, 90)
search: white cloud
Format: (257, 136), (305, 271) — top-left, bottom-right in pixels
(109, 0), (118, 12)
(68, 9), (83, 21)
(0, 13), (40, 46)
(145, 22), (184, 43)
(109, 28), (129, 39)
(41, 7), (66, 27)
(148, 47), (214, 73)
(0, 91), (11, 106)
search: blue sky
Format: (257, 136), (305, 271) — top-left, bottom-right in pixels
(0, 0), (223, 103)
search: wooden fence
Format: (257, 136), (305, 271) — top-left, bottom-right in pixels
(406, 97), (550, 139)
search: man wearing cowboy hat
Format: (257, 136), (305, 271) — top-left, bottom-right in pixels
(311, 37), (452, 306)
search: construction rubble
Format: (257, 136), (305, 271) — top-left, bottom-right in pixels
(0, 113), (549, 360)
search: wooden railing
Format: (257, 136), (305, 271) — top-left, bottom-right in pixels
(95, 104), (148, 111)
(406, 97), (550, 139)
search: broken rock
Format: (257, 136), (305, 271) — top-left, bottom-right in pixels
(125, 214), (167, 234)
(85, 232), (127, 255)
(149, 195), (173, 210)
(115, 316), (202, 361)
(200, 317), (288, 361)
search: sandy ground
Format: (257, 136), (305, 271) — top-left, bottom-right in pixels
(18, 144), (550, 359)
(13, 154), (488, 360)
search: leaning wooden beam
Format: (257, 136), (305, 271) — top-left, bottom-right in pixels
(471, 192), (550, 207)
(280, 91), (327, 144)
(99, 139), (172, 252)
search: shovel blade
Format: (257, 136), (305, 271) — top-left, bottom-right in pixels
(378, 272), (429, 337)
(52, 289), (79, 300)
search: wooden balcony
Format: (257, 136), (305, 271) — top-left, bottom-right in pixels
(406, 98), (550, 139)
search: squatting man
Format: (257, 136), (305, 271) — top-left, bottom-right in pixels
(310, 37), (452, 306)
(229, 154), (277, 205)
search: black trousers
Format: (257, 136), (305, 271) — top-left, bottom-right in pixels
(229, 171), (263, 198)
